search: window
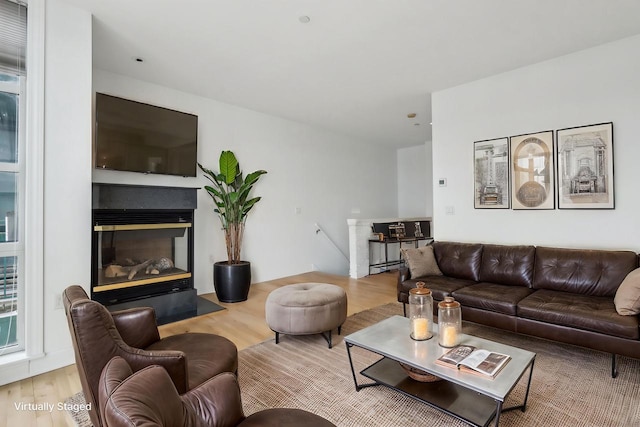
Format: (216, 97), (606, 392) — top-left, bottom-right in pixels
(0, 0), (26, 355)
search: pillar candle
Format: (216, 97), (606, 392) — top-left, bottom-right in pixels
(440, 325), (458, 347)
(412, 318), (429, 340)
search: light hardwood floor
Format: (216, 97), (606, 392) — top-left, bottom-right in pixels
(0, 271), (399, 427)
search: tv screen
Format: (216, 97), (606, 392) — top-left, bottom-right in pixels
(95, 93), (198, 177)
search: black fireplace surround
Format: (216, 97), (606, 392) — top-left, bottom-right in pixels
(92, 183), (198, 324)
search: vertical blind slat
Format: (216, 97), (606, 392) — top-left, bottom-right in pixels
(0, 0), (27, 75)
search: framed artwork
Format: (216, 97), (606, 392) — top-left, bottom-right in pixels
(474, 137), (510, 209)
(510, 130), (555, 210)
(556, 122), (614, 209)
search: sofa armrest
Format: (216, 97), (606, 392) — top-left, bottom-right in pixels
(398, 267), (411, 283)
(112, 307), (160, 348)
(182, 372), (246, 427)
(397, 267), (411, 304)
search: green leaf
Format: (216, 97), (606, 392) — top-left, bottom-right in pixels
(204, 185), (223, 199)
(242, 197), (261, 215)
(219, 151), (239, 185)
(244, 170), (267, 187)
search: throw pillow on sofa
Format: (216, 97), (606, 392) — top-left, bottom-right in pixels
(614, 268), (640, 315)
(401, 245), (443, 277)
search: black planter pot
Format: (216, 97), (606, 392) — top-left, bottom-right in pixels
(213, 261), (251, 303)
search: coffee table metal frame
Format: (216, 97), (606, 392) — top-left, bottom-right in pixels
(344, 315), (535, 427)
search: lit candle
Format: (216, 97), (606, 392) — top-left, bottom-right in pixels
(440, 325), (458, 347)
(412, 318), (429, 340)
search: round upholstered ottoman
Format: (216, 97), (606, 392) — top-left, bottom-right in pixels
(265, 283), (347, 348)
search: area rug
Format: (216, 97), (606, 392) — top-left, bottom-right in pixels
(64, 391), (92, 427)
(66, 303), (640, 426)
(238, 303), (640, 426)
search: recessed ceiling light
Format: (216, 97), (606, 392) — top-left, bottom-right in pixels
(299, 16), (310, 23)
(407, 113), (417, 119)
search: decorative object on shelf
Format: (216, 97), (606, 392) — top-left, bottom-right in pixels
(556, 122), (614, 209)
(509, 130), (555, 210)
(474, 137), (510, 209)
(438, 296), (462, 348)
(413, 222), (424, 238)
(408, 282), (433, 341)
(198, 151), (267, 302)
(388, 222), (406, 239)
(398, 362), (442, 382)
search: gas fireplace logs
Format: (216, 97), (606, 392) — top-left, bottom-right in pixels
(104, 257), (175, 280)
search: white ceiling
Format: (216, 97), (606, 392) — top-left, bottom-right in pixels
(63, 0), (640, 148)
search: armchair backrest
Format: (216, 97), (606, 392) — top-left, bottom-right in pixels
(62, 285), (135, 427)
(99, 357), (245, 427)
(99, 357), (190, 427)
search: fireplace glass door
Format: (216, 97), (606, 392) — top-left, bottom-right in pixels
(92, 220), (193, 303)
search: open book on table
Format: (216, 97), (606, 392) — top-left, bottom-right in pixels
(435, 345), (510, 378)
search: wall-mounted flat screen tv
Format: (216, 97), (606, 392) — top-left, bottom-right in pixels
(95, 93), (198, 177)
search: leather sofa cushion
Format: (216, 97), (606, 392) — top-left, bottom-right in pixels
(400, 276), (474, 302)
(517, 289), (639, 339)
(479, 244), (535, 287)
(533, 246), (638, 296)
(452, 283), (535, 316)
(433, 241), (483, 281)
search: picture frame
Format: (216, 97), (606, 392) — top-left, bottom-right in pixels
(556, 122), (614, 209)
(474, 137), (510, 209)
(509, 130), (555, 210)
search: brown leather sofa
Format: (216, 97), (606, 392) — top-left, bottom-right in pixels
(397, 241), (640, 377)
(99, 356), (336, 427)
(63, 285), (239, 427)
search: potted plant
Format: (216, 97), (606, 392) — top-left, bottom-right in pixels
(198, 151), (267, 302)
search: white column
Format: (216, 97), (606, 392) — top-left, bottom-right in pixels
(348, 219), (373, 278)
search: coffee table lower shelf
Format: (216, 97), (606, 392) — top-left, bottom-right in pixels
(360, 357), (498, 427)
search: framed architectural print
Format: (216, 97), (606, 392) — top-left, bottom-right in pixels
(474, 137), (510, 209)
(510, 130), (555, 210)
(556, 122), (614, 209)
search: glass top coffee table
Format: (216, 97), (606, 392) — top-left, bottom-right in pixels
(344, 315), (535, 427)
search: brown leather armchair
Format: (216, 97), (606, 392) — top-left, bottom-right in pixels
(99, 356), (336, 427)
(63, 285), (238, 427)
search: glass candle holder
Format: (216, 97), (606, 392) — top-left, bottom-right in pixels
(408, 282), (433, 341)
(438, 296), (462, 347)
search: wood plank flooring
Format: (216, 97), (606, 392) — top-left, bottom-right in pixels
(0, 271), (399, 427)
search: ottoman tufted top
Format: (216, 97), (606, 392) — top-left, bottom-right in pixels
(267, 283), (345, 307)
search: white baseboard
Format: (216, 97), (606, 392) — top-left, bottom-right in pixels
(0, 348), (75, 386)
(29, 348), (75, 378)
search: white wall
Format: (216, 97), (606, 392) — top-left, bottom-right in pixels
(432, 35), (640, 251)
(397, 143), (433, 218)
(34, 0), (92, 377)
(93, 70), (399, 291)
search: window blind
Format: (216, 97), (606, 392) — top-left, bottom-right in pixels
(0, 0), (27, 75)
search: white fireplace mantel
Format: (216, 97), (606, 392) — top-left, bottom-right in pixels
(347, 217), (432, 279)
